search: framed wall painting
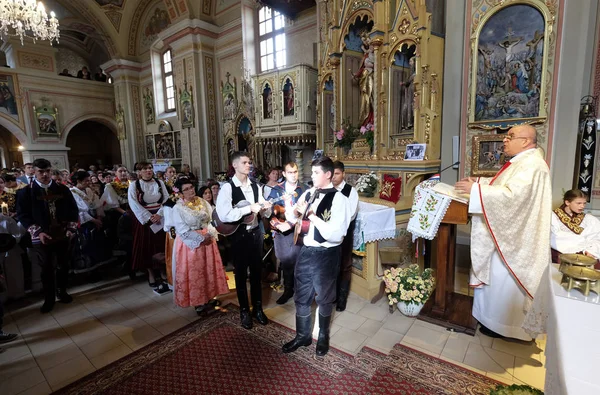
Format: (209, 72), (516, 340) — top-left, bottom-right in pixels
(470, 134), (511, 177)
(0, 73), (20, 124)
(33, 105), (60, 137)
(469, 2), (552, 128)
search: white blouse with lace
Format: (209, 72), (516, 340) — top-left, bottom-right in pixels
(71, 186), (103, 224)
(172, 197), (218, 250)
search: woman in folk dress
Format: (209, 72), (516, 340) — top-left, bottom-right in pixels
(171, 177), (229, 314)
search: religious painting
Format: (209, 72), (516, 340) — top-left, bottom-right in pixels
(471, 134), (512, 177)
(179, 85), (194, 128)
(154, 133), (175, 159)
(174, 131), (182, 158)
(115, 104), (126, 140)
(158, 120), (172, 133)
(143, 88), (155, 125)
(34, 105), (59, 137)
(262, 84), (273, 119)
(223, 92), (236, 121)
(404, 143), (426, 161)
(146, 135), (155, 159)
(139, 5), (171, 54)
(221, 72), (237, 121)
(236, 116), (253, 156)
(94, 0), (125, 8)
(0, 74), (19, 123)
(282, 78), (294, 116)
(472, 4), (546, 125)
(389, 45), (416, 135)
(94, 0), (125, 7)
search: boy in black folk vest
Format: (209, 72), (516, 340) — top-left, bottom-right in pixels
(332, 161), (359, 311)
(16, 158), (79, 313)
(215, 151), (272, 329)
(268, 162), (307, 305)
(282, 156), (351, 357)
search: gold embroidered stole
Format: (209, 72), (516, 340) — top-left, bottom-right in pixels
(553, 206), (585, 235)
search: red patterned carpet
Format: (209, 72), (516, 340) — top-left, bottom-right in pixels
(54, 306), (499, 395)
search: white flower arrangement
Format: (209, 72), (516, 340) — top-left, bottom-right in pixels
(384, 264), (435, 306)
(355, 171), (379, 194)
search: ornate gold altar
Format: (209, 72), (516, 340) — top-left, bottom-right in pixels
(316, 0), (445, 299)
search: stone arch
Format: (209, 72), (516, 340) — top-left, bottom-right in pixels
(0, 117), (27, 146)
(61, 114), (118, 144)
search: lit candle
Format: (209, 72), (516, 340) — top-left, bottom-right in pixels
(1, 202), (8, 215)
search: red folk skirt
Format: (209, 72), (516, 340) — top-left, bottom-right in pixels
(131, 216), (166, 271)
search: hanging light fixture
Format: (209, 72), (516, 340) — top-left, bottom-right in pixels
(0, 0), (60, 45)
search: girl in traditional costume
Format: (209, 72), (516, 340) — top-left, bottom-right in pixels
(70, 171), (111, 274)
(171, 177), (228, 314)
(551, 189), (600, 267)
(128, 162), (170, 294)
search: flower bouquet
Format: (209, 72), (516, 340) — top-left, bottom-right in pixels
(384, 264), (435, 316)
(355, 171), (379, 198)
(360, 123), (374, 151)
(333, 118), (359, 149)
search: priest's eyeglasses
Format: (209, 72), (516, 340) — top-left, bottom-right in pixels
(504, 134), (529, 141)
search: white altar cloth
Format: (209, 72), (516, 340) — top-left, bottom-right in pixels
(541, 264), (600, 394)
(353, 201), (396, 250)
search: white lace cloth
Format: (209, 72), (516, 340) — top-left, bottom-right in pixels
(353, 202), (396, 249)
(524, 264), (600, 394)
(407, 179), (451, 241)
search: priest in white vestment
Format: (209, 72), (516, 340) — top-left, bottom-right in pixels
(551, 189), (600, 263)
(455, 125), (552, 340)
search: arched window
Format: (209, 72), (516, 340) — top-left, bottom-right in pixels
(162, 49), (175, 112)
(258, 6), (286, 72)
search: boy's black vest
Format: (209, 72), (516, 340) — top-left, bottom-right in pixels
(228, 179), (259, 237)
(304, 188), (337, 244)
(340, 183), (352, 198)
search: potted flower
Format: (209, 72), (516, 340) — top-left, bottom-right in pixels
(384, 264), (435, 316)
(355, 171), (378, 198)
(360, 123), (375, 151)
(333, 118), (358, 150)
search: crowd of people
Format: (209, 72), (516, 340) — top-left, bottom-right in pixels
(0, 154), (361, 357)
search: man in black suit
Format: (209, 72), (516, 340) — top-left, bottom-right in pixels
(16, 158), (79, 313)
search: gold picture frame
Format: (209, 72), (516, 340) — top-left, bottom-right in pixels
(468, 1), (556, 128)
(470, 134), (510, 177)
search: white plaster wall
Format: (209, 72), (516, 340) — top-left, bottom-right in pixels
(550, 0), (598, 206)
(286, 9), (318, 68)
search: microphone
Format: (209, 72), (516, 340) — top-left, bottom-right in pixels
(439, 161), (460, 174)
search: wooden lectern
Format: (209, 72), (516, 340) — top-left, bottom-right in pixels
(418, 200), (477, 335)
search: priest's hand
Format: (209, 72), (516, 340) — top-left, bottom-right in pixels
(455, 178), (477, 195)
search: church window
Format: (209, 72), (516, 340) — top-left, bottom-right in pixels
(162, 49), (175, 112)
(258, 6), (286, 72)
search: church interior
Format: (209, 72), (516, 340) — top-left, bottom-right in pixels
(0, 0), (598, 394)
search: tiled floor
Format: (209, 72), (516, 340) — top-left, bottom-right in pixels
(0, 276), (546, 394)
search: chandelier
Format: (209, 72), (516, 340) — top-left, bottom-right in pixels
(0, 0), (60, 45)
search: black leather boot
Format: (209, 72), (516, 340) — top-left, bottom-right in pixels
(40, 298), (55, 314)
(240, 308), (253, 330)
(276, 271), (295, 305)
(336, 280), (350, 312)
(56, 288), (73, 304)
(252, 301), (269, 325)
(316, 313), (331, 356)
(282, 314), (312, 353)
